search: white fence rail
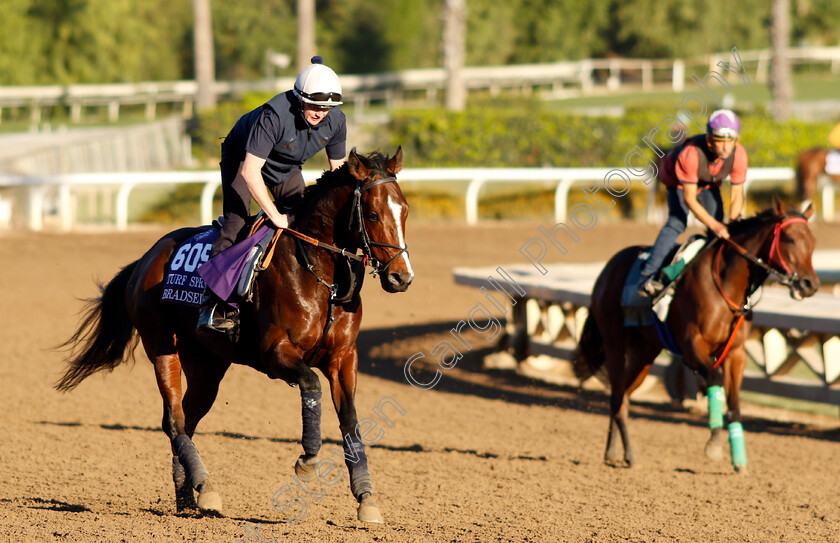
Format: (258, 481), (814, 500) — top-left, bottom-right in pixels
(0, 167), (834, 231)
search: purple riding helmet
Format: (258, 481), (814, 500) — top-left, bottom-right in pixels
(706, 109), (740, 139)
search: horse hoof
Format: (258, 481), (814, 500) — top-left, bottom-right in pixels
(175, 492), (197, 512)
(704, 442), (724, 461)
(357, 494), (384, 523)
(295, 455), (320, 478)
(733, 464), (748, 475)
(197, 490), (223, 517)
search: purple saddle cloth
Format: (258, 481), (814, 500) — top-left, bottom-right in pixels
(198, 224), (274, 303)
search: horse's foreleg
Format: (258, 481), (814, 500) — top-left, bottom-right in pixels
(724, 348), (747, 473)
(294, 365), (325, 479)
(703, 366), (725, 462)
(327, 349), (383, 523)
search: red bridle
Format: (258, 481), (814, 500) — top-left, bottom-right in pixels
(768, 217), (808, 276)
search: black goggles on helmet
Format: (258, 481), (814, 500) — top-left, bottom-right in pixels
(298, 90), (342, 103)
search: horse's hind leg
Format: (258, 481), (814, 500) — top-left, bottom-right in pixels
(149, 352), (197, 512)
(603, 342), (632, 466)
(605, 335), (659, 467)
(150, 347), (225, 516)
(179, 347), (229, 515)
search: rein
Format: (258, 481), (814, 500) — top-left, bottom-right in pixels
(708, 216), (807, 368)
(718, 217), (808, 289)
(252, 174), (409, 273)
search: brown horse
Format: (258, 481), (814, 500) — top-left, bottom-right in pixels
(574, 197), (819, 472)
(55, 148), (413, 522)
(795, 147), (840, 202)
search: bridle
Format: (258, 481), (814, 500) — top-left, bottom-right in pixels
(257, 174), (409, 278)
(350, 176), (409, 277)
(767, 217), (808, 283)
(718, 216), (808, 292)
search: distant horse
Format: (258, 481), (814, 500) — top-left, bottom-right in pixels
(795, 147), (840, 202)
(56, 148), (413, 522)
(574, 196), (819, 472)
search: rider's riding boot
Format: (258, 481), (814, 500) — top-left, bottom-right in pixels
(637, 274), (665, 298)
(196, 289), (236, 333)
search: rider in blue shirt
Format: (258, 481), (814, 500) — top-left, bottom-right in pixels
(198, 57), (347, 333)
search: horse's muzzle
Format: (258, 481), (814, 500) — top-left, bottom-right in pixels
(382, 270), (413, 292)
(790, 276), (820, 300)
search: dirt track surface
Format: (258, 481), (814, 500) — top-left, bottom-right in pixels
(2, 219), (840, 543)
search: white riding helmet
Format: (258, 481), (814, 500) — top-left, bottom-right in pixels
(294, 56), (343, 107)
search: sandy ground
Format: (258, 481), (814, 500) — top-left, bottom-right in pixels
(2, 218), (840, 543)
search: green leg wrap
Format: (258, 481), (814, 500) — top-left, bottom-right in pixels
(707, 385), (724, 429)
(728, 421), (747, 469)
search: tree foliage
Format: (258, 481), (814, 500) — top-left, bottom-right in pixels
(0, 0), (837, 85)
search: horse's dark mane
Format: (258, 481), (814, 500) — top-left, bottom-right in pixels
(300, 150), (393, 208)
(725, 206), (804, 237)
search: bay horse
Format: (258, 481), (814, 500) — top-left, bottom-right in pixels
(55, 148), (413, 523)
(573, 196), (819, 472)
(795, 147), (840, 202)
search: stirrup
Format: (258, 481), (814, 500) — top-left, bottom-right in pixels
(638, 275), (664, 298)
(196, 301), (236, 333)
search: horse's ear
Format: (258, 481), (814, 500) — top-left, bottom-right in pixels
(388, 146), (404, 175)
(347, 147), (371, 181)
(801, 201), (814, 220)
(772, 194), (786, 216)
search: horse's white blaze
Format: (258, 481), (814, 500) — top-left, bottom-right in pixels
(387, 195), (414, 279)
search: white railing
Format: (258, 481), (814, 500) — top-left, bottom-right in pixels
(0, 167), (834, 231)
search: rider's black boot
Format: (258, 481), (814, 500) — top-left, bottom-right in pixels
(196, 289), (236, 334)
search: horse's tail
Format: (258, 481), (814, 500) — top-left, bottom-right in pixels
(55, 262), (140, 392)
(572, 312), (606, 382)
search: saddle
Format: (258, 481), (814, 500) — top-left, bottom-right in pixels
(621, 235), (709, 327)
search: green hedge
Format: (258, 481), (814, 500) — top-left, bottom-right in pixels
(189, 99), (836, 176)
(389, 102), (836, 169)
